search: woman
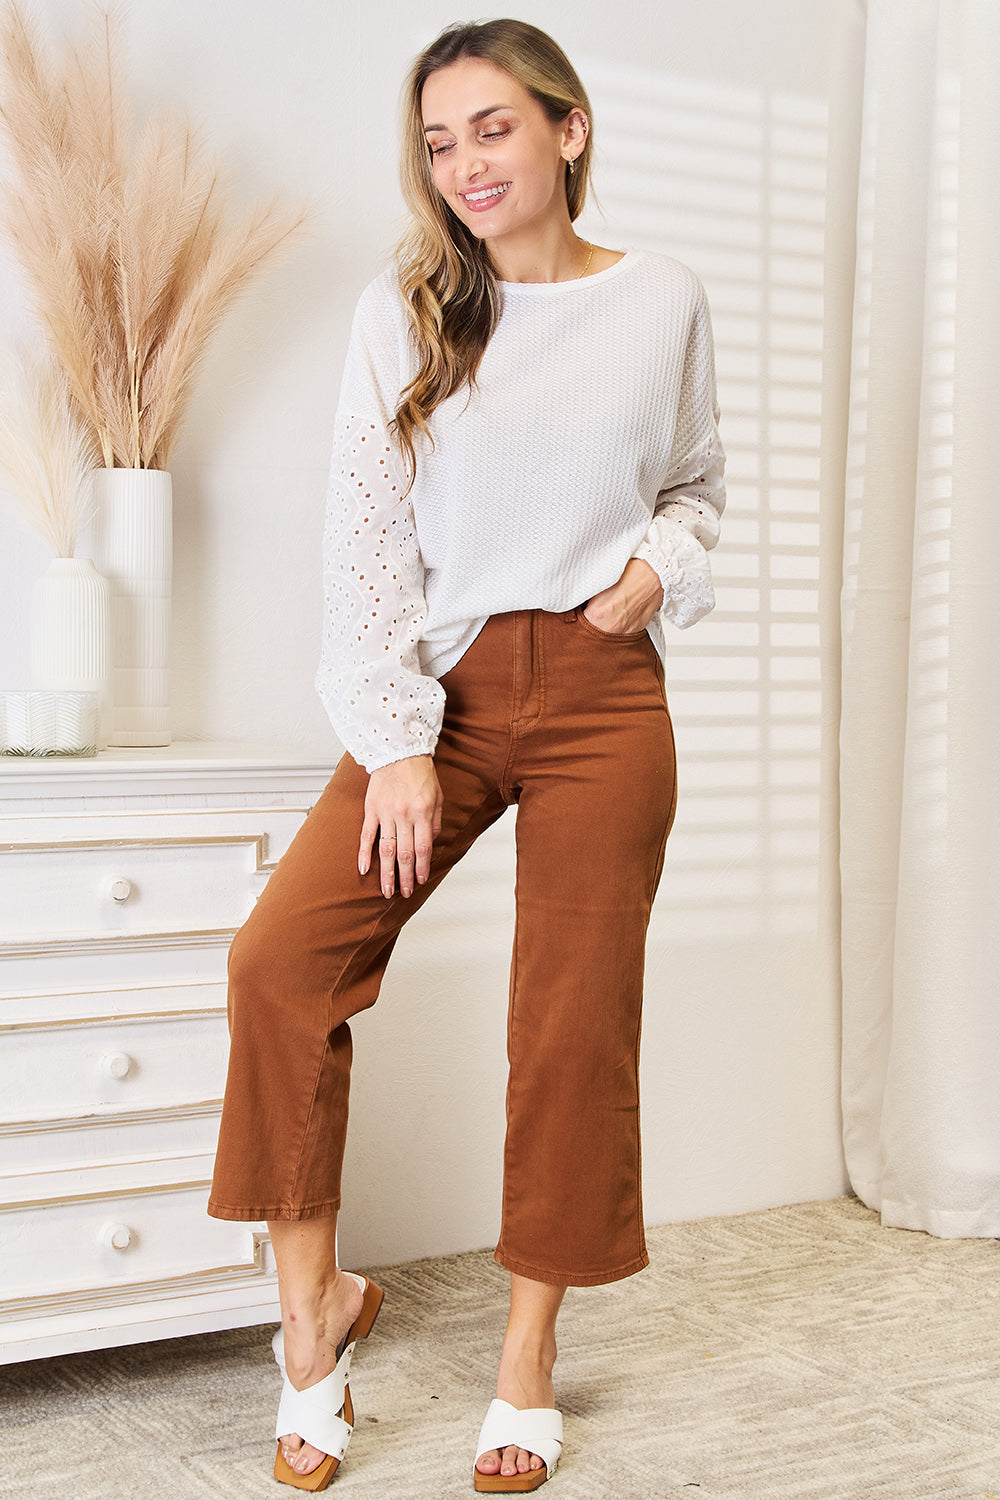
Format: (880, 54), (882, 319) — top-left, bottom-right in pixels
(209, 17), (724, 1494)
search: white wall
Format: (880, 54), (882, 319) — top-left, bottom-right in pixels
(0, 0), (850, 1268)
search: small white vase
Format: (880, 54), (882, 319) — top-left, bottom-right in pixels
(89, 468), (172, 747)
(29, 557), (111, 746)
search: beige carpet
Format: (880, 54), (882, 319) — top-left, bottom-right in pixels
(3, 1197), (1000, 1499)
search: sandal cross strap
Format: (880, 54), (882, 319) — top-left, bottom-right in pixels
(474, 1399), (564, 1492)
(274, 1338), (353, 1466)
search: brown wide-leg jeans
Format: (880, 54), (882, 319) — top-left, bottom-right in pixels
(208, 608), (677, 1287)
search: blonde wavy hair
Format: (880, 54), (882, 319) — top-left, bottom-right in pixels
(393, 19), (594, 481)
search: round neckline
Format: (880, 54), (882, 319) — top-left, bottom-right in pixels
(499, 248), (639, 293)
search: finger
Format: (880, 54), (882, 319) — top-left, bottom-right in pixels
(359, 806), (380, 876)
(413, 811), (437, 886)
(395, 828), (417, 898)
(378, 828), (397, 898)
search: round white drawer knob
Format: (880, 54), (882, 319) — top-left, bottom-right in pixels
(101, 1223), (135, 1252)
(102, 1052), (133, 1080)
(110, 878), (133, 904)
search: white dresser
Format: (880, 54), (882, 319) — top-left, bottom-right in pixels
(0, 743), (333, 1364)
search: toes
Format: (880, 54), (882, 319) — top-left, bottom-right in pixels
(476, 1443), (544, 1478)
(279, 1435), (325, 1476)
(476, 1448), (502, 1476)
(500, 1444), (521, 1477)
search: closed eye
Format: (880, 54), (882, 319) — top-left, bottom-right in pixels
(426, 125), (512, 156)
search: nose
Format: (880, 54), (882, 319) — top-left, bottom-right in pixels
(455, 141), (488, 185)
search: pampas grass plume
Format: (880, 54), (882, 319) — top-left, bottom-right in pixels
(0, 345), (99, 556)
(0, 2), (306, 470)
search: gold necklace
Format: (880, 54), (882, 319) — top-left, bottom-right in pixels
(577, 241), (594, 279)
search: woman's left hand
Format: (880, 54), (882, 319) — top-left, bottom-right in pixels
(583, 557), (664, 635)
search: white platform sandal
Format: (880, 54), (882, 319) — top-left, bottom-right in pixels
(272, 1272), (384, 1492)
(473, 1399), (564, 1493)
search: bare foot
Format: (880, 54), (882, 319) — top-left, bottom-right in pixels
(475, 1336), (557, 1480)
(278, 1268), (364, 1478)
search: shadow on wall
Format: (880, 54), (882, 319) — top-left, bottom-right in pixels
(576, 60), (828, 943)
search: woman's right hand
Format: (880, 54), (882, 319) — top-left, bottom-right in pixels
(359, 754), (444, 899)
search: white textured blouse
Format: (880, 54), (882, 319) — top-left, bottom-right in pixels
(317, 249), (725, 772)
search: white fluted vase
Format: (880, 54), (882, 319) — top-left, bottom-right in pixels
(90, 468), (173, 747)
(29, 557), (111, 747)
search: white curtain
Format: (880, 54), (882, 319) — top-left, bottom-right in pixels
(835, 0), (1000, 1236)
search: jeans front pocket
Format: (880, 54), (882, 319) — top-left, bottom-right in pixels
(574, 606), (651, 644)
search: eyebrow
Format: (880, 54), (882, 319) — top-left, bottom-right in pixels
(423, 104), (512, 133)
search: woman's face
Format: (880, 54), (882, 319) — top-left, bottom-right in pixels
(421, 57), (579, 245)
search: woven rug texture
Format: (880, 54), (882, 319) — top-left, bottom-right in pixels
(2, 1197), (999, 1499)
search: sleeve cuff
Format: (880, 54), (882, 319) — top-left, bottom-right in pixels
(362, 729), (441, 775)
(633, 517), (716, 630)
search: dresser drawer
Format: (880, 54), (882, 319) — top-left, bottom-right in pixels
(0, 836), (266, 943)
(0, 1009), (229, 1122)
(0, 1176), (263, 1304)
(0, 749), (323, 1361)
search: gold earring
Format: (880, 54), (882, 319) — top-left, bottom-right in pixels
(568, 157), (575, 175)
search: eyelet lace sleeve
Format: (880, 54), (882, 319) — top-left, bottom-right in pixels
(633, 283), (726, 630)
(315, 412), (445, 772)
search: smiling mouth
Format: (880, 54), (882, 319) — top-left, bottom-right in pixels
(461, 182), (510, 206)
